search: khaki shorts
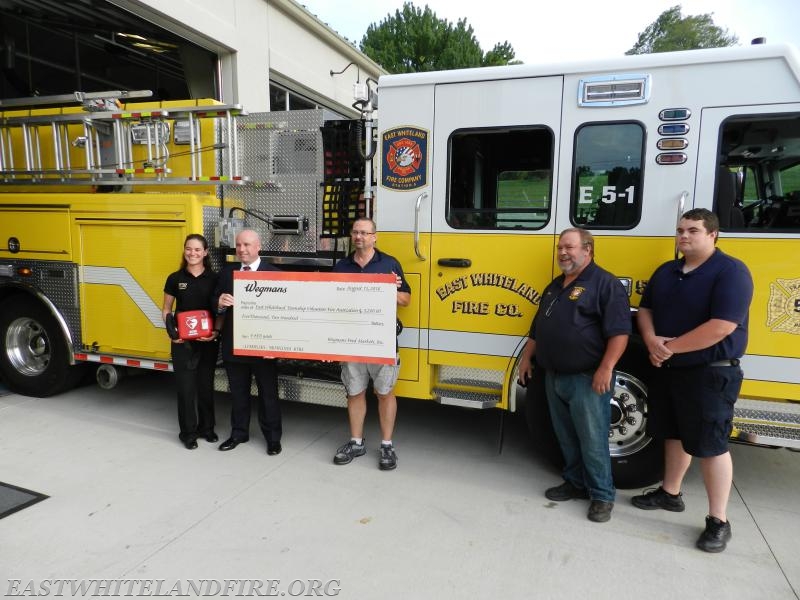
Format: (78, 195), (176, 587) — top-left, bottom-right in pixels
(341, 358), (400, 396)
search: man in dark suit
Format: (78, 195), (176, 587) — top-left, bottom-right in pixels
(213, 229), (283, 455)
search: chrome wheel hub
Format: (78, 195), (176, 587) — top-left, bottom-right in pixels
(5, 317), (50, 376)
(608, 371), (652, 457)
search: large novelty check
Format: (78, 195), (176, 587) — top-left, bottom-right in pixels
(232, 271), (397, 364)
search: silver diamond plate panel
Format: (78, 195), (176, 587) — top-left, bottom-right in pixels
(279, 376), (347, 408)
(1, 259), (82, 345)
(736, 397), (800, 417)
(733, 398), (800, 447)
(735, 408), (800, 425)
(203, 204), (231, 273)
(213, 368), (228, 393)
(433, 388), (500, 409)
(438, 365), (504, 389)
(24, 261), (78, 307)
(213, 368), (347, 408)
(202, 203), (220, 233)
(224, 110), (326, 255)
(733, 422), (800, 444)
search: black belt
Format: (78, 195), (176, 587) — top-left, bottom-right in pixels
(664, 358), (740, 369)
(709, 359), (740, 367)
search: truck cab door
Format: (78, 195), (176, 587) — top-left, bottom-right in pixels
(696, 103), (800, 400)
(426, 76), (563, 407)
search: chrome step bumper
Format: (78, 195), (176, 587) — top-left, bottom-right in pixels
(434, 388), (499, 409)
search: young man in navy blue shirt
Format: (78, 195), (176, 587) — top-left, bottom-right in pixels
(519, 228), (631, 523)
(633, 208), (753, 553)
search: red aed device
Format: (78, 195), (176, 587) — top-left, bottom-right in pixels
(175, 310), (213, 340)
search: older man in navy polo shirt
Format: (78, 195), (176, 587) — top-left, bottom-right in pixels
(519, 228), (631, 523)
(331, 217), (411, 471)
(633, 208), (753, 553)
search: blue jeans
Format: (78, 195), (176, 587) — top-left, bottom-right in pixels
(545, 371), (615, 502)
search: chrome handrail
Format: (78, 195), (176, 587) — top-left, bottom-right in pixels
(414, 191), (429, 261)
(674, 190), (688, 259)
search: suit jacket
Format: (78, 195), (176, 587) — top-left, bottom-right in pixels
(213, 261), (280, 362)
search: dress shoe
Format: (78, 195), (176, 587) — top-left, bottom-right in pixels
(218, 437), (247, 451)
(267, 443), (282, 456)
(183, 439), (198, 450)
(204, 432), (219, 443)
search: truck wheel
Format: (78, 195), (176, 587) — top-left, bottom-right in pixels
(523, 347), (664, 490)
(608, 349), (664, 489)
(523, 360), (564, 469)
(0, 297), (84, 397)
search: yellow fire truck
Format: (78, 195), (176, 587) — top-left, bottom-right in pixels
(1, 43), (799, 487)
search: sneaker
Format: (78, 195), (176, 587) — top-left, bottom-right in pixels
(545, 481), (590, 501)
(379, 444), (397, 470)
(631, 486), (685, 512)
(696, 516), (732, 553)
(333, 439), (366, 465)
(587, 500), (614, 523)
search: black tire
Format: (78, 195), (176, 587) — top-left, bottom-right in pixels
(0, 296), (85, 397)
(608, 343), (664, 489)
(522, 345), (664, 490)
(523, 359), (564, 469)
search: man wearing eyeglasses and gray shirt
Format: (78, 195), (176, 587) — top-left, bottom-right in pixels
(331, 218), (411, 471)
(518, 228), (630, 523)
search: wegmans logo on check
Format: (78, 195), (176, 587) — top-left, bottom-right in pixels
(244, 281), (287, 297)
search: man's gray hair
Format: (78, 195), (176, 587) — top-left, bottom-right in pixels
(559, 227), (594, 256)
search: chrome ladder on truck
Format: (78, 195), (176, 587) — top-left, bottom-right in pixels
(0, 89), (248, 186)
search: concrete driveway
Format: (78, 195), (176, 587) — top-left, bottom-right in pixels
(0, 371), (798, 599)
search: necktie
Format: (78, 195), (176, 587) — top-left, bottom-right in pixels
(242, 266), (251, 271)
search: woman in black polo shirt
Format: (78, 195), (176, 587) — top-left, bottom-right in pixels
(162, 234), (220, 449)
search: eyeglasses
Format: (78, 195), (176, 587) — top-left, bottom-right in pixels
(544, 296), (559, 317)
(351, 230), (375, 236)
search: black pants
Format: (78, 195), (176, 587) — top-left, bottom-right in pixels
(224, 359), (282, 444)
(171, 340), (218, 442)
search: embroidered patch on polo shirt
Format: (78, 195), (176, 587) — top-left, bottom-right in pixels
(569, 287), (585, 301)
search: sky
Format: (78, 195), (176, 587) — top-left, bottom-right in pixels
(297, 0), (800, 64)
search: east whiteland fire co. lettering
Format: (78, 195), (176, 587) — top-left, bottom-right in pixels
(435, 272), (541, 317)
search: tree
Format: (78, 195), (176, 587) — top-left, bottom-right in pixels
(360, 2), (517, 73)
(626, 5), (738, 55)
